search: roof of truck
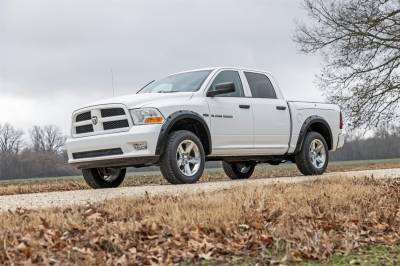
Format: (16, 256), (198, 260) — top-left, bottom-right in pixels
(173, 67), (272, 75)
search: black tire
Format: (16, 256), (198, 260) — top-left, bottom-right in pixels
(82, 168), (126, 189)
(295, 131), (329, 175)
(222, 161), (255, 180)
(159, 130), (205, 184)
(268, 161), (281, 166)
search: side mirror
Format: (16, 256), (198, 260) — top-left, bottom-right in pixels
(207, 82), (235, 97)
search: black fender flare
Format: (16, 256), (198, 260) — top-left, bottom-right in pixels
(294, 115), (333, 153)
(155, 110), (212, 156)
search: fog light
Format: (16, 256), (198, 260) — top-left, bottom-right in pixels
(133, 142), (147, 150)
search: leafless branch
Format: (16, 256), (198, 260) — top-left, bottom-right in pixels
(295, 0), (400, 128)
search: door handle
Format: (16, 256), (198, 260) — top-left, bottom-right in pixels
(276, 106), (287, 111)
(239, 104), (250, 109)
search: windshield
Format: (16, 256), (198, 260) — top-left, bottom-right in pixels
(138, 70), (212, 94)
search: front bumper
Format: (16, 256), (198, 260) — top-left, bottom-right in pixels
(66, 124), (162, 169)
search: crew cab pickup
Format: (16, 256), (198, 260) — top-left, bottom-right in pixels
(66, 67), (345, 188)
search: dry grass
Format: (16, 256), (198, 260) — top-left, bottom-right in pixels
(0, 176), (400, 265)
(0, 159), (400, 196)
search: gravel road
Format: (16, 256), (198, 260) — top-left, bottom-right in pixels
(1, 168), (399, 211)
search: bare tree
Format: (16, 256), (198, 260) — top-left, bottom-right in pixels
(30, 125), (65, 153)
(294, 0), (400, 128)
(0, 123), (76, 179)
(44, 125), (65, 153)
(30, 125), (46, 152)
(0, 123), (24, 154)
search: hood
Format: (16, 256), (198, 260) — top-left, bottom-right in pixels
(80, 92), (193, 110)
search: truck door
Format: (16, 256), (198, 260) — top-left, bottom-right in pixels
(206, 70), (254, 155)
(243, 71), (291, 155)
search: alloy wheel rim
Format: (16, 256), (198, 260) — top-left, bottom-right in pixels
(176, 140), (201, 176)
(97, 168), (121, 182)
(237, 163), (251, 173)
(309, 139), (326, 169)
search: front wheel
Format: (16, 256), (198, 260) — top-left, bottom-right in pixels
(222, 161), (255, 180)
(295, 131), (329, 175)
(82, 168), (126, 189)
(159, 130), (205, 184)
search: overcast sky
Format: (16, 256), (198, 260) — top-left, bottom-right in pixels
(0, 0), (322, 135)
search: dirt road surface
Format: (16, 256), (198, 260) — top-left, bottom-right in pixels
(1, 168), (399, 211)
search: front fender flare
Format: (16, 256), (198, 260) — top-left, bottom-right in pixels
(155, 110), (212, 156)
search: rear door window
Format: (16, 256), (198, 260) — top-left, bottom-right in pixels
(244, 72), (277, 99)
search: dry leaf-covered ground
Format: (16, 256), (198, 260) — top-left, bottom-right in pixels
(0, 176), (399, 265)
(0, 158), (400, 196)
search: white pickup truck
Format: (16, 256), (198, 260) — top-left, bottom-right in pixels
(66, 67), (344, 188)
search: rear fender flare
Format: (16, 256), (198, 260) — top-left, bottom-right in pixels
(294, 116), (333, 153)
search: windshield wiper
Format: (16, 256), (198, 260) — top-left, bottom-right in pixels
(157, 90), (181, 93)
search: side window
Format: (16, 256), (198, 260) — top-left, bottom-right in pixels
(209, 70), (244, 97)
(244, 72), (277, 99)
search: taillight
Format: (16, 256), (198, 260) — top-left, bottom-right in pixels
(339, 111), (344, 129)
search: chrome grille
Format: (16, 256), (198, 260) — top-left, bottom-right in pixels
(101, 108), (125, 117)
(76, 111), (91, 122)
(72, 105), (131, 137)
(103, 119), (129, 130)
(76, 124), (94, 134)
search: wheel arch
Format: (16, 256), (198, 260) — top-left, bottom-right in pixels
(155, 110), (212, 156)
(294, 116), (333, 153)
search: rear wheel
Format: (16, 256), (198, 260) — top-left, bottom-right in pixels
(222, 161), (255, 180)
(159, 130), (205, 184)
(82, 168), (126, 189)
(295, 131), (329, 175)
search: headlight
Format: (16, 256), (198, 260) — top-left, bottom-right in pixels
(129, 108), (164, 125)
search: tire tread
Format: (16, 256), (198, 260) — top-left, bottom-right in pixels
(82, 168), (126, 189)
(159, 130), (205, 184)
(222, 162), (255, 179)
(295, 131), (329, 175)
